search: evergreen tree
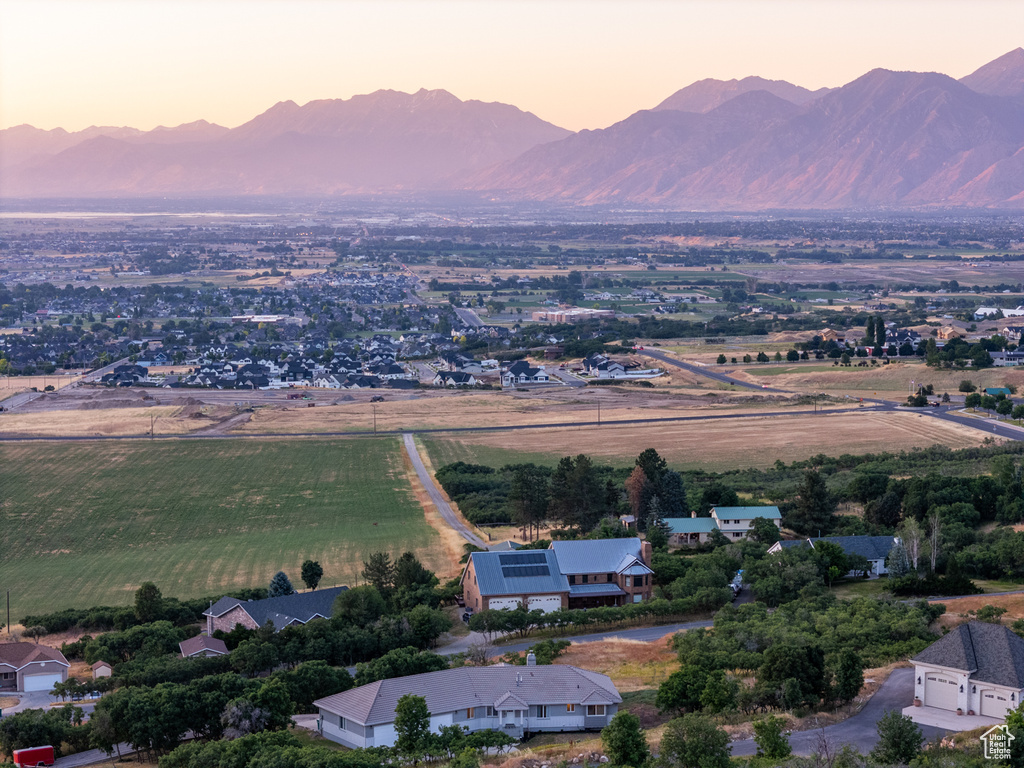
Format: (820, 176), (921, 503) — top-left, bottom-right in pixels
(508, 464), (550, 541)
(659, 471), (687, 517)
(362, 552), (396, 594)
(134, 582), (164, 623)
(547, 454), (605, 532)
(886, 541), (911, 579)
(831, 648), (864, 705)
(267, 571), (295, 598)
(787, 470), (836, 536)
(394, 694), (431, 763)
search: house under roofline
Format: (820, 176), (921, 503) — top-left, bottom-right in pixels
(204, 586), (348, 634)
(314, 661), (622, 748)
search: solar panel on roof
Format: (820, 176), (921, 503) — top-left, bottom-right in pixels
(501, 565), (550, 578)
(498, 552), (546, 565)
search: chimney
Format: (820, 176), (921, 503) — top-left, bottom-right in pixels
(526, 652), (537, 666)
(641, 540), (653, 566)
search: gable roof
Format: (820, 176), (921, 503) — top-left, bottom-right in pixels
(664, 517), (718, 534)
(179, 635), (229, 657)
(712, 506), (782, 520)
(467, 549), (569, 597)
(912, 621), (1024, 689)
(811, 535), (897, 561)
(549, 538), (648, 575)
(0, 642), (69, 669)
(315, 665), (621, 726)
(204, 586), (348, 628)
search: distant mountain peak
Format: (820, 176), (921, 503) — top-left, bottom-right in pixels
(654, 75), (831, 113)
(961, 48), (1024, 98)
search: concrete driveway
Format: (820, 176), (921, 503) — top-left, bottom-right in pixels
(730, 668), (949, 757)
(1, 690), (58, 714)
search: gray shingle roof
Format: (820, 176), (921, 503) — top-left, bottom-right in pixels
(912, 621), (1024, 689)
(550, 539), (646, 575)
(811, 535), (897, 561)
(204, 586), (348, 627)
(315, 665), (621, 726)
(468, 550), (569, 597)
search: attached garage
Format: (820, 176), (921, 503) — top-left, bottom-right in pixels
(23, 672), (62, 692)
(487, 597), (522, 611)
(981, 690), (1010, 718)
(925, 674), (959, 711)
(526, 595), (562, 613)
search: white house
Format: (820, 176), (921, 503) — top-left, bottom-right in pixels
(908, 621), (1024, 721)
(710, 506), (782, 540)
(314, 663), (621, 748)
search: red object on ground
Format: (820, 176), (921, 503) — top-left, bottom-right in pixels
(13, 746), (55, 767)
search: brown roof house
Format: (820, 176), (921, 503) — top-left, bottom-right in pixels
(91, 660), (113, 679)
(907, 621), (1024, 721)
(179, 635), (229, 658)
(0, 642), (69, 692)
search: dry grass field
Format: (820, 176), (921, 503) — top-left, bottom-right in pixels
(0, 374), (82, 395)
(424, 409), (996, 471)
(933, 593), (1024, 628)
(0, 405), (209, 437)
(554, 635), (679, 692)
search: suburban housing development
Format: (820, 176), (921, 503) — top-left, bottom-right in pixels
(314, 662), (622, 748)
(460, 538), (654, 613)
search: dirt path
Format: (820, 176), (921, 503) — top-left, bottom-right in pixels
(402, 432), (487, 548)
(193, 409), (253, 436)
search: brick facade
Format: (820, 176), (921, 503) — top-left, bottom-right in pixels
(208, 604), (259, 635)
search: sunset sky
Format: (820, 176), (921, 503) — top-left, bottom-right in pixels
(1, 0), (1021, 133)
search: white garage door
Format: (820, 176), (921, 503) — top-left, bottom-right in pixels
(925, 674), (958, 711)
(23, 673), (62, 692)
(981, 690), (1010, 718)
(527, 595), (562, 613)
(488, 597), (522, 611)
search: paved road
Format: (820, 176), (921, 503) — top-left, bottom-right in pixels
(402, 432), (487, 548)
(730, 668), (947, 756)
(547, 367), (587, 388)
(641, 349), (782, 392)
(455, 307), (484, 328)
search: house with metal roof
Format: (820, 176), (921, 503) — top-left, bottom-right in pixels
(907, 621), (1024, 721)
(314, 661), (622, 748)
(664, 516), (719, 545)
(460, 539), (654, 613)
(710, 506), (782, 541)
(461, 549), (569, 614)
(203, 586), (348, 634)
(550, 539), (654, 608)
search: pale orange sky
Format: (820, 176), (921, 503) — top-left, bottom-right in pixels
(1, 0), (1021, 133)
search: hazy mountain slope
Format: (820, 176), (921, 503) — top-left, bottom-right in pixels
(473, 66), (1024, 209)
(653, 76), (832, 113)
(1, 89), (570, 197)
(960, 48), (1024, 98)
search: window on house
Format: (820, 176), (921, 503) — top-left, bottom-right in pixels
(537, 705), (548, 718)
(625, 576), (631, 587)
(339, 716), (347, 730)
(582, 574), (589, 584)
(587, 705), (606, 716)
(467, 708), (475, 719)
(607, 573), (614, 582)
(487, 706), (496, 717)
(732, 532), (742, 538)
(566, 704), (576, 713)
(568, 575), (576, 585)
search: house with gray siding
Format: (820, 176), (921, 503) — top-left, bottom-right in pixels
(314, 662), (621, 748)
(204, 586), (348, 634)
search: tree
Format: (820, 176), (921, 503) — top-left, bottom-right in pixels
(394, 694), (431, 763)
(787, 470), (836, 536)
(871, 710), (923, 765)
(635, 448), (668, 489)
(716, 354), (727, 364)
(601, 711), (650, 768)
(865, 490), (902, 528)
(657, 714), (730, 768)
(300, 560), (323, 591)
(625, 466), (655, 528)
(812, 540), (849, 586)
(508, 465), (549, 541)
(831, 649), (863, 705)
(928, 511), (942, 573)
(786, 349), (799, 362)
(133, 582), (163, 623)
(548, 454), (605, 532)
(362, 552), (396, 594)
(759, 643), (826, 708)
(659, 471), (687, 518)
(886, 540), (912, 579)
(998, 398), (1014, 416)
(656, 665), (708, 714)
(959, 379), (976, 393)
(748, 517), (781, 545)
(965, 392), (982, 408)
(752, 715), (791, 760)
(899, 517), (923, 571)
(267, 571), (294, 598)
(333, 585), (387, 626)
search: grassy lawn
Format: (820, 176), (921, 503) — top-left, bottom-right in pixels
(0, 437), (441, 616)
(831, 579), (889, 599)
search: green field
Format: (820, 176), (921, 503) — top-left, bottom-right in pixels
(0, 437), (440, 616)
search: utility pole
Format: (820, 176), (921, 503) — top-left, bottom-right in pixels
(6, 591), (9, 636)
(597, 400), (601, 425)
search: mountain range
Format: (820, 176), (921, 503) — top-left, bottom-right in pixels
(2, 48), (1023, 209)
